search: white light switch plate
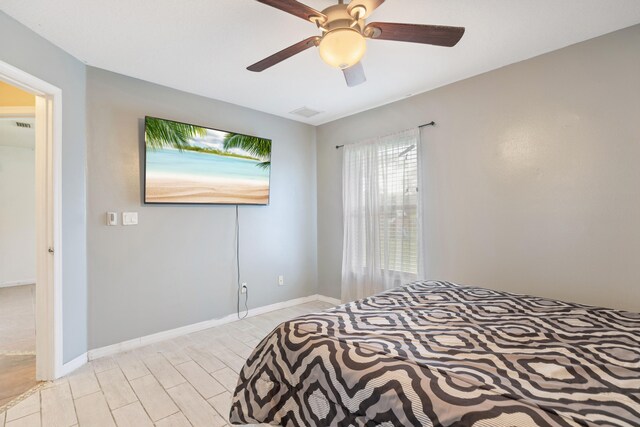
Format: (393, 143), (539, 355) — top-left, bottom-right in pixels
(122, 212), (138, 225)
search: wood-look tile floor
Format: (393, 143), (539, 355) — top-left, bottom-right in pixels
(0, 300), (334, 426)
(0, 355), (37, 408)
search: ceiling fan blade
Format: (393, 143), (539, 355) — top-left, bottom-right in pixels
(342, 62), (366, 87)
(365, 22), (465, 47)
(347, 0), (385, 19)
(255, 0), (326, 23)
(247, 36), (319, 72)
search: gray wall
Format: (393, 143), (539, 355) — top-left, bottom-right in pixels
(317, 25), (640, 312)
(0, 11), (88, 362)
(86, 68), (318, 349)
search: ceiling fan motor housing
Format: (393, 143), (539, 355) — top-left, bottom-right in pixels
(318, 4), (366, 34)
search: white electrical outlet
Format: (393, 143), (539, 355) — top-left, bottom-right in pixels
(278, 275), (284, 286)
(241, 282), (247, 294)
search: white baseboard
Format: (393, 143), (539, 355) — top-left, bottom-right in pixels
(57, 352), (88, 378)
(0, 280), (35, 289)
(87, 294), (341, 361)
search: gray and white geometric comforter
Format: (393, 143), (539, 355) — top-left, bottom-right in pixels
(229, 281), (640, 426)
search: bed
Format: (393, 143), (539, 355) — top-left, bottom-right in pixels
(229, 281), (640, 426)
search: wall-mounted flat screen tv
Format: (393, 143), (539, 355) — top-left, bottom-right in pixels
(144, 116), (271, 205)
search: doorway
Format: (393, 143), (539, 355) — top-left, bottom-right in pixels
(0, 60), (63, 392)
(0, 81), (38, 407)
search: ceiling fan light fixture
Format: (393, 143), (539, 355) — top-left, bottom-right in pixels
(318, 28), (366, 69)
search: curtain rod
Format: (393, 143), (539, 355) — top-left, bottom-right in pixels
(335, 121), (435, 149)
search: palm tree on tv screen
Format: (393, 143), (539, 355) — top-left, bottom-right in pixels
(223, 133), (271, 169)
(145, 117), (206, 151)
(146, 118), (271, 169)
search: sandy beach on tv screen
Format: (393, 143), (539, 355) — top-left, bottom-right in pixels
(146, 174), (269, 204)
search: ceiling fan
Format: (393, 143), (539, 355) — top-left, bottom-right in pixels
(247, 0), (465, 87)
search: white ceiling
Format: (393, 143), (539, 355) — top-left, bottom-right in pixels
(1, 0), (640, 125)
(0, 118), (35, 149)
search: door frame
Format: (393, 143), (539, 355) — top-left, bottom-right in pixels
(0, 59), (63, 380)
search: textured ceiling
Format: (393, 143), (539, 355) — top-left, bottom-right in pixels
(1, 0), (640, 125)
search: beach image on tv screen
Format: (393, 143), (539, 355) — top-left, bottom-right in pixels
(144, 117), (271, 204)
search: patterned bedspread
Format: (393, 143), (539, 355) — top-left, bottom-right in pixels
(229, 281), (640, 426)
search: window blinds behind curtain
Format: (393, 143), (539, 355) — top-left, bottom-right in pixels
(341, 128), (424, 302)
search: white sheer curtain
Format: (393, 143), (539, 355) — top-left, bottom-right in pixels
(341, 128), (424, 302)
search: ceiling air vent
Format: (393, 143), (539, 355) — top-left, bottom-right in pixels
(290, 107), (322, 118)
(16, 122), (32, 128)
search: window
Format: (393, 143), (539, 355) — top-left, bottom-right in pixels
(377, 141), (419, 274)
(342, 128), (422, 301)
